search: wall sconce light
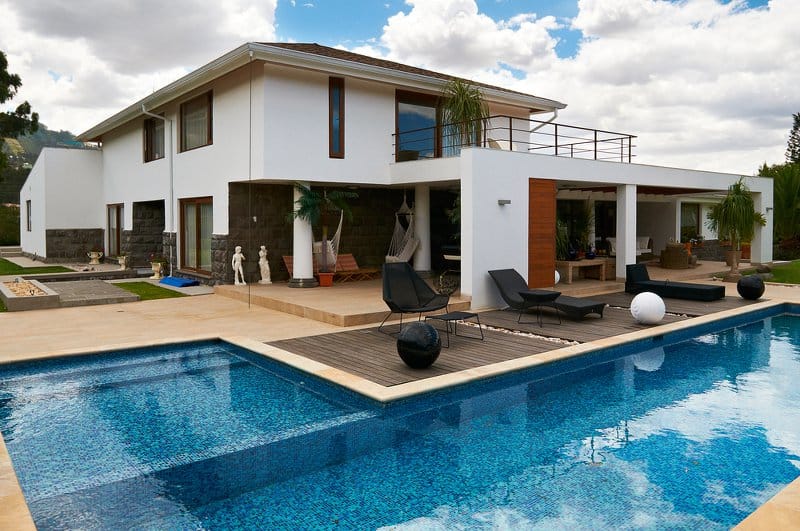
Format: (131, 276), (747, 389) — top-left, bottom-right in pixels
(766, 207), (773, 212)
(497, 199), (511, 206)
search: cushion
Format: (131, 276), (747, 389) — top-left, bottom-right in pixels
(160, 276), (200, 288)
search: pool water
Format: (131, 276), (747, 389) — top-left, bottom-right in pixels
(1, 313), (799, 529)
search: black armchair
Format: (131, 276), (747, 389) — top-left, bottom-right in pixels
(379, 262), (449, 334)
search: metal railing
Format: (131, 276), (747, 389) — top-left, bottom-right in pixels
(393, 115), (636, 163)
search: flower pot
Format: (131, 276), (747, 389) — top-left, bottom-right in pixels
(87, 251), (103, 265)
(317, 272), (334, 287)
(117, 256), (128, 270)
(150, 262), (163, 280)
(741, 243), (751, 260)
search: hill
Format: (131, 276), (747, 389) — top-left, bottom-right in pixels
(0, 125), (88, 204)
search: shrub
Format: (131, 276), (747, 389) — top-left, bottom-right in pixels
(0, 204), (20, 245)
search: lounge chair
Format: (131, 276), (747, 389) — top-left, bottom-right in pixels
(625, 263), (724, 301)
(378, 262), (449, 334)
(489, 269), (606, 324)
(488, 269), (561, 326)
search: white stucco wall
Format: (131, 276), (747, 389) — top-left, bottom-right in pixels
(262, 64), (395, 185)
(19, 152), (47, 257)
(19, 148), (103, 258)
(455, 148), (773, 309)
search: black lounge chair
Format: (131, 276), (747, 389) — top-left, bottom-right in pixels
(554, 296), (605, 319)
(379, 262), (449, 334)
(488, 269), (562, 326)
(625, 263), (724, 302)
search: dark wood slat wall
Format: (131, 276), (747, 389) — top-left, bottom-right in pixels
(528, 179), (556, 288)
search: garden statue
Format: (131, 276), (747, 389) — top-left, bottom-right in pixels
(258, 245), (271, 284)
(232, 245), (246, 285)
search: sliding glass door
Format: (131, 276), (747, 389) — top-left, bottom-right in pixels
(181, 197), (212, 273)
(107, 204), (123, 256)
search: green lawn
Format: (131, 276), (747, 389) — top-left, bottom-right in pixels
(769, 260), (800, 284)
(0, 257), (73, 275)
(115, 282), (188, 301)
(0, 298), (6, 312)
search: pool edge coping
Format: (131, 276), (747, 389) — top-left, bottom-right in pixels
(1, 297), (797, 528)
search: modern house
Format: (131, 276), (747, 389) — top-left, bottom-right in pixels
(19, 42), (773, 309)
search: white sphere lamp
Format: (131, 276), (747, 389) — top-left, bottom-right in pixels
(630, 292), (665, 324)
(554, 270), (560, 285)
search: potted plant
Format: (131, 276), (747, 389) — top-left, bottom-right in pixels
(440, 78), (489, 152)
(149, 252), (168, 280)
(706, 178), (766, 279)
(290, 183), (357, 287)
(87, 247), (103, 265)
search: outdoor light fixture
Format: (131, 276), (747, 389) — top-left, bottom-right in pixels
(498, 199), (511, 206)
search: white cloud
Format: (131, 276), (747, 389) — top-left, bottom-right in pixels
(0, 0), (277, 133)
(372, 0), (799, 173)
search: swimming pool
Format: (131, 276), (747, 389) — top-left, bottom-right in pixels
(1, 308), (799, 529)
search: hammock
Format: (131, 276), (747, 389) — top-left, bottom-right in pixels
(313, 210), (343, 272)
(386, 195), (419, 263)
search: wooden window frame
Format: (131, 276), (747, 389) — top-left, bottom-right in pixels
(143, 116), (165, 162)
(179, 91), (213, 153)
(179, 196), (213, 274)
(395, 90), (441, 161)
(329, 77), (345, 158)
(107, 203), (123, 256)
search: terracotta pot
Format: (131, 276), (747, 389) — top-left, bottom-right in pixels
(741, 243), (751, 260)
(318, 272), (334, 287)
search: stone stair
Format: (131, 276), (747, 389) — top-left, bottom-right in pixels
(0, 246), (22, 258)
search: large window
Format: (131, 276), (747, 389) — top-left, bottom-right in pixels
(26, 200), (31, 232)
(329, 77), (345, 158)
(107, 204), (123, 256)
(681, 203), (701, 242)
(396, 91), (440, 161)
(181, 197), (212, 273)
(180, 92), (213, 152)
(143, 116), (165, 162)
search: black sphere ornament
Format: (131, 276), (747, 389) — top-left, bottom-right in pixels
(737, 275), (765, 300)
(397, 322), (441, 369)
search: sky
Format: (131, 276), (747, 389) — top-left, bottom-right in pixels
(0, 0), (796, 174)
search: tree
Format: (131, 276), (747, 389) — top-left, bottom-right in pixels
(759, 161), (800, 241)
(706, 178), (766, 276)
(0, 50), (39, 174)
(788, 112), (800, 163)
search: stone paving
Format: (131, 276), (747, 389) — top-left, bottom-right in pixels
(46, 280), (139, 307)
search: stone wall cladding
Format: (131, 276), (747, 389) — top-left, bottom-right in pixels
(226, 183), (458, 283)
(162, 232), (177, 274)
(211, 234), (229, 285)
(126, 200), (165, 268)
(691, 239), (728, 262)
(44, 228), (104, 262)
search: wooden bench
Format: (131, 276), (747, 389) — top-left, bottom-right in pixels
(282, 254), (380, 282)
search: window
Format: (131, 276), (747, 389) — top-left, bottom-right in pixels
(180, 92), (212, 152)
(681, 203), (701, 242)
(26, 200), (31, 232)
(180, 197), (212, 273)
(107, 204), (123, 256)
(143, 116), (165, 162)
(329, 77), (345, 158)
(396, 91), (440, 161)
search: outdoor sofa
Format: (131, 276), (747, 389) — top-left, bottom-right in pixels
(625, 263), (724, 302)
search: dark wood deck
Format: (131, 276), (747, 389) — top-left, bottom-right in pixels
(267, 295), (761, 387)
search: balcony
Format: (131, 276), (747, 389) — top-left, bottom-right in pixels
(393, 115), (636, 163)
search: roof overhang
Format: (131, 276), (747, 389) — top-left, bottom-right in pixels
(78, 42), (566, 142)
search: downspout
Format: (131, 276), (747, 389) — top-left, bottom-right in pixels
(142, 105), (175, 277)
(529, 108), (558, 133)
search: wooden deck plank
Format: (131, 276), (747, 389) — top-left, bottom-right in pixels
(267, 293), (761, 388)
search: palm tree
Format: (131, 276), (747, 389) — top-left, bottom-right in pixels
(706, 178), (766, 276)
(291, 183), (358, 273)
(440, 79), (489, 152)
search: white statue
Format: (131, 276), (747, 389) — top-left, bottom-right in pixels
(258, 245), (272, 284)
(232, 245), (246, 285)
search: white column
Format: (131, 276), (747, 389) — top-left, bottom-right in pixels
(413, 184), (431, 272)
(616, 184), (637, 280)
(673, 199), (683, 243)
(750, 190), (773, 264)
(289, 182), (318, 287)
